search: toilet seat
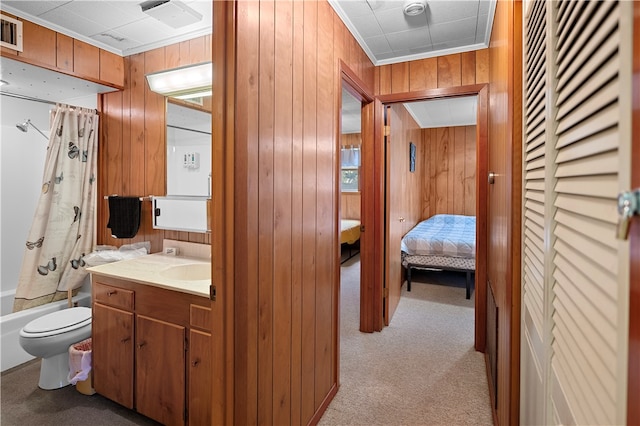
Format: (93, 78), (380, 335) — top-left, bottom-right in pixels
(20, 307), (92, 338)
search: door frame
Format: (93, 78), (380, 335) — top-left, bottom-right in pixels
(338, 61), (376, 333)
(628, 1), (640, 423)
(368, 84), (489, 350)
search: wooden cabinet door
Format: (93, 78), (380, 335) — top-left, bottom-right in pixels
(136, 315), (186, 426)
(92, 303), (134, 408)
(188, 329), (212, 425)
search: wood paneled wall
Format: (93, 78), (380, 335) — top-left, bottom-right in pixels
(231, 1), (374, 424)
(422, 125), (477, 218)
(487, 0), (522, 424)
(0, 11), (124, 88)
(375, 49), (489, 95)
(98, 35), (212, 252)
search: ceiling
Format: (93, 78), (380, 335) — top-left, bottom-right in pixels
(1, 0), (488, 126)
(329, 0), (496, 66)
(1, 0), (212, 57)
(342, 87), (477, 134)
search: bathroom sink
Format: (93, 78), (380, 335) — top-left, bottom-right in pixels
(160, 264), (211, 281)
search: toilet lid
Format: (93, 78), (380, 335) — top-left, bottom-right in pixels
(21, 306), (91, 336)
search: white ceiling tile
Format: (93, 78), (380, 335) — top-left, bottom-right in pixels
(408, 45), (435, 54)
(374, 6), (424, 34)
(57, 1), (139, 29)
(351, 14), (385, 38)
(404, 96), (478, 129)
(366, 0), (405, 13)
(426, 1), (479, 23)
(385, 27), (431, 51)
(377, 51), (403, 60)
(1, 1), (68, 17)
(39, 7), (110, 36)
(91, 31), (142, 51)
(364, 34), (393, 54)
(337, 0), (376, 18)
(429, 16), (477, 44)
(113, 18), (174, 45)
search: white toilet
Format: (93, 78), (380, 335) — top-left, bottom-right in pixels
(19, 306), (92, 390)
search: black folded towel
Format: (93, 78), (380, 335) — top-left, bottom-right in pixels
(107, 196), (141, 238)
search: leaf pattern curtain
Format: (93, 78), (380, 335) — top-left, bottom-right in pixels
(13, 104), (98, 312)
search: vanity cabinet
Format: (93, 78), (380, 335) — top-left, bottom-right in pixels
(92, 276), (211, 426)
(92, 303), (134, 408)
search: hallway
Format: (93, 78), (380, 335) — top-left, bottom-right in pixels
(320, 258), (492, 425)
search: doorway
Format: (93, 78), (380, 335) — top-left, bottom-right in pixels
(366, 85), (489, 350)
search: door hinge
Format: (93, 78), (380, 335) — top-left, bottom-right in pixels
(383, 287), (389, 297)
(210, 284), (216, 301)
(384, 125), (390, 137)
(360, 224), (365, 233)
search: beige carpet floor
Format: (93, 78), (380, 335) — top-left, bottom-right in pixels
(319, 256), (493, 426)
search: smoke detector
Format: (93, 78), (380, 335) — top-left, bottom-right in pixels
(140, 0), (202, 29)
(403, 0), (427, 16)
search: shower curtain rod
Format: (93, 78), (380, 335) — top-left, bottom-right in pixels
(2, 92), (97, 114)
(1, 92), (56, 105)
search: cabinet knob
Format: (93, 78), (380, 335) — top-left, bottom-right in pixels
(107, 290), (117, 296)
(191, 358), (200, 367)
(137, 341), (146, 349)
(120, 337), (131, 343)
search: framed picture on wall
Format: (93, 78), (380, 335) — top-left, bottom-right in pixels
(409, 142), (416, 172)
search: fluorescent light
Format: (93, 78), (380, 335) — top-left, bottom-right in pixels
(173, 90), (212, 100)
(146, 62), (212, 98)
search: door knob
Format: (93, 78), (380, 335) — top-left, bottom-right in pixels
(488, 172), (495, 184)
(617, 189), (640, 240)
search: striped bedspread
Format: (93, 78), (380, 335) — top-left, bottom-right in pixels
(400, 214), (476, 258)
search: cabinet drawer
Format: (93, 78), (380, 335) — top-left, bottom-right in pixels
(94, 282), (134, 310)
(190, 304), (211, 332)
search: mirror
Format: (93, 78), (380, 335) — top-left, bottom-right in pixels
(166, 99), (212, 197)
(145, 62), (213, 234)
(152, 98), (212, 234)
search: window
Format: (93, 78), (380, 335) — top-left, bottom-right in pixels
(341, 145), (360, 192)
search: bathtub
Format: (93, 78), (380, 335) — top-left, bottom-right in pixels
(0, 278), (92, 372)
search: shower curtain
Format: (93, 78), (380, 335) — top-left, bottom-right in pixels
(13, 104), (98, 312)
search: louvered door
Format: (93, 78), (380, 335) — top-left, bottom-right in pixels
(521, 1), (632, 424)
(521, 1), (548, 424)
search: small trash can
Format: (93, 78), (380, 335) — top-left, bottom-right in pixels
(68, 337), (95, 395)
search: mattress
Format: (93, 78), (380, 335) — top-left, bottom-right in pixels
(340, 219), (361, 245)
(400, 214), (476, 259)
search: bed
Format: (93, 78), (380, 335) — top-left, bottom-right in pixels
(340, 219), (361, 263)
(401, 214), (476, 299)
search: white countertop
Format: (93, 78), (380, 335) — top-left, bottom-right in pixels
(87, 253), (210, 297)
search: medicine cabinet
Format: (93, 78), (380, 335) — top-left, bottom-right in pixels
(152, 99), (211, 233)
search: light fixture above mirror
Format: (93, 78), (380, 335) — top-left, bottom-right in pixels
(146, 61), (212, 99)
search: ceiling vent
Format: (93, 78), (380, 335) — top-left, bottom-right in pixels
(403, 0), (427, 16)
(140, 0), (202, 29)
